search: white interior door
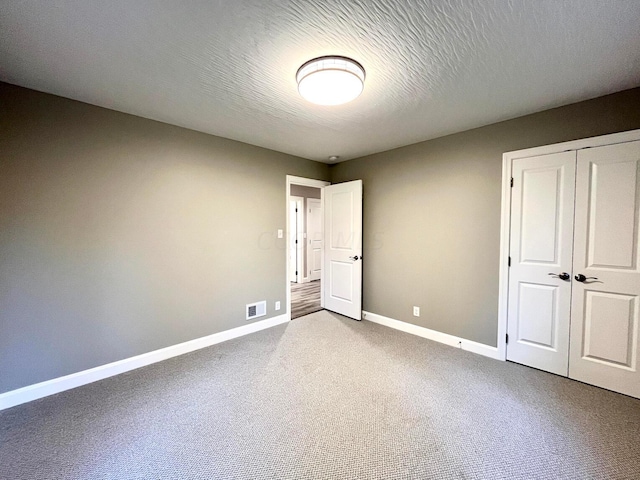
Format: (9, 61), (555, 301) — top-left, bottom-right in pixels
(307, 198), (322, 281)
(506, 151), (576, 376)
(569, 140), (640, 398)
(323, 180), (362, 320)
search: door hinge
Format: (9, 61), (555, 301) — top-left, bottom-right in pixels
(295, 239), (298, 244)
(508, 256), (511, 267)
(510, 177), (514, 188)
(506, 333), (509, 344)
(295, 271), (298, 276)
(295, 208), (298, 212)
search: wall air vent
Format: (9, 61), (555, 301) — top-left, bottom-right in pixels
(246, 301), (266, 321)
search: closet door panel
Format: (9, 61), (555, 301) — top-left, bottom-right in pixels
(570, 140), (640, 399)
(506, 151), (576, 376)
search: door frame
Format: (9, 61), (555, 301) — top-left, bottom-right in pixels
(289, 195), (304, 283)
(286, 175), (330, 320)
(498, 129), (640, 361)
(307, 198), (322, 282)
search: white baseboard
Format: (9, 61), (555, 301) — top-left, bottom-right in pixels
(0, 313), (290, 411)
(362, 311), (501, 360)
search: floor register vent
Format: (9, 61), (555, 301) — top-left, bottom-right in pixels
(246, 301), (266, 321)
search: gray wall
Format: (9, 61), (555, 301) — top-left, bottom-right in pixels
(289, 184), (322, 277)
(0, 83), (330, 393)
(3, 81), (640, 395)
(330, 87), (640, 347)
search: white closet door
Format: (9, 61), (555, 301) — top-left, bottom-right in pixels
(507, 151), (576, 376)
(569, 140), (640, 398)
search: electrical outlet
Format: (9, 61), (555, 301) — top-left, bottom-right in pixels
(413, 306), (420, 317)
(277, 229), (283, 239)
(275, 301), (281, 311)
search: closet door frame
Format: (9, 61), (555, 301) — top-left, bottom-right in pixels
(497, 129), (640, 361)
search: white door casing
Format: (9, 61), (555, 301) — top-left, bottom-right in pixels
(307, 198), (322, 281)
(506, 151), (576, 376)
(323, 180), (363, 320)
(289, 196), (304, 283)
(285, 176), (331, 320)
(569, 140), (640, 398)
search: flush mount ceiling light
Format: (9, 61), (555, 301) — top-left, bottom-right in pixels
(296, 56), (365, 106)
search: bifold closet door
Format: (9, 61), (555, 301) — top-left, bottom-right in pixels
(506, 151), (576, 376)
(569, 140), (640, 399)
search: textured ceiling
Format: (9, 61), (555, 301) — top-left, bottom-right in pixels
(1, 1), (640, 163)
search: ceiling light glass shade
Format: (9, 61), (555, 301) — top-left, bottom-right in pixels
(296, 56), (365, 106)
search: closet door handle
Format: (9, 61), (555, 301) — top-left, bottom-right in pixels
(548, 272), (570, 281)
(575, 274), (598, 283)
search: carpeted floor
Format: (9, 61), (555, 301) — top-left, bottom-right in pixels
(1, 310), (639, 479)
(291, 280), (322, 319)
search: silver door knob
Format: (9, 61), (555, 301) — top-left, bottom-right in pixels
(575, 274), (599, 283)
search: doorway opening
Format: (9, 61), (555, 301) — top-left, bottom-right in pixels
(286, 176), (330, 319)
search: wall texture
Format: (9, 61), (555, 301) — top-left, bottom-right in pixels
(290, 185), (322, 200)
(330, 87), (640, 347)
(0, 83), (329, 393)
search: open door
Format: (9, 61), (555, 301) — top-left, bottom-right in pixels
(323, 180), (363, 320)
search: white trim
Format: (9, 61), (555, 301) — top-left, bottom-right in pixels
(504, 129), (640, 160)
(363, 311), (501, 360)
(290, 195), (304, 283)
(0, 313), (289, 411)
(320, 190), (325, 308)
(497, 129), (640, 360)
(306, 197), (322, 282)
(497, 148), (512, 361)
(286, 176), (330, 314)
(287, 175), (330, 189)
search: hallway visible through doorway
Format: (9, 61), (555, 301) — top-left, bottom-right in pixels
(291, 280), (321, 319)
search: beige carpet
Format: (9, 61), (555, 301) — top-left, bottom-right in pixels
(1, 310), (639, 479)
